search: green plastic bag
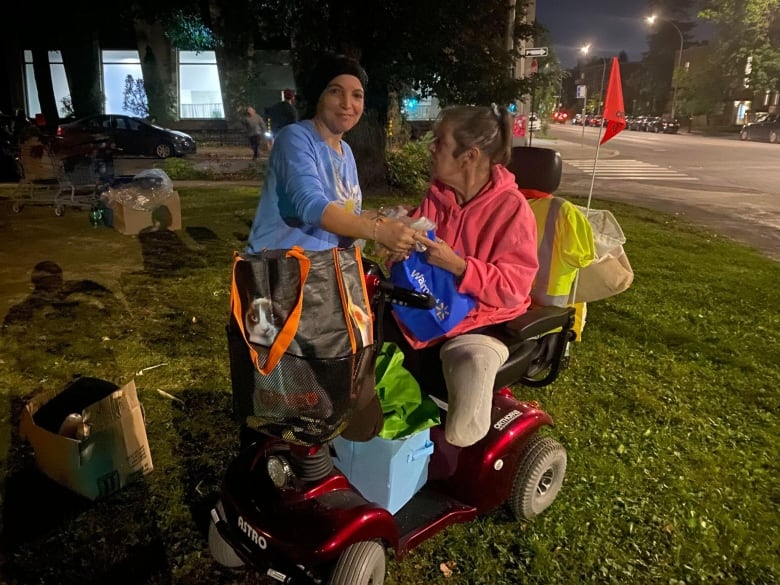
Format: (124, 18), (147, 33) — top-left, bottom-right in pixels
(375, 342), (441, 440)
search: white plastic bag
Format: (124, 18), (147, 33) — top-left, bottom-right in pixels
(574, 207), (634, 302)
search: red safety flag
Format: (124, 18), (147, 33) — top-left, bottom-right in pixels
(600, 57), (627, 145)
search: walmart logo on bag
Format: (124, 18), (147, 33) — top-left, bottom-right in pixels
(411, 269), (450, 322)
(434, 300), (450, 322)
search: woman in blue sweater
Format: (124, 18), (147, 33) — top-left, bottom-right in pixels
(245, 53), (418, 441)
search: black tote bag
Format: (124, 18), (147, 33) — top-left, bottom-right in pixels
(227, 246), (375, 445)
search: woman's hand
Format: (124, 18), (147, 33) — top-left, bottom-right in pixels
(375, 218), (418, 260)
(414, 233), (467, 277)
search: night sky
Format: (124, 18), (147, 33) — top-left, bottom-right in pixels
(535, 0), (713, 68)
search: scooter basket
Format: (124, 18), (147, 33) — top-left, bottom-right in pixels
(228, 324), (374, 445)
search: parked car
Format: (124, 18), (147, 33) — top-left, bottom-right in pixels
(528, 113), (542, 132)
(586, 115), (603, 127)
(56, 114), (197, 158)
(644, 116), (680, 134)
(739, 113), (780, 143)
(627, 115), (645, 131)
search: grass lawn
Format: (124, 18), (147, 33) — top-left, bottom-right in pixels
(0, 186), (777, 585)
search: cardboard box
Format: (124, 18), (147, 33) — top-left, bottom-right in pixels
(108, 190), (181, 235)
(333, 429), (434, 514)
(19, 377), (154, 500)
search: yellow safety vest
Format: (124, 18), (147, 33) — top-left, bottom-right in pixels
(528, 196), (595, 307)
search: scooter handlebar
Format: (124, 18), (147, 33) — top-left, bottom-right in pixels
(379, 280), (435, 309)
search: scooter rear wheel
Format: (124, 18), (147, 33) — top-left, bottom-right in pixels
(510, 435), (567, 520)
(329, 540), (385, 585)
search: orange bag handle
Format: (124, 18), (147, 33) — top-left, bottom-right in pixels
(230, 247), (311, 374)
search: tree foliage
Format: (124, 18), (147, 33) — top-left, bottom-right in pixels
(245, 0), (537, 112)
(123, 75), (149, 117)
(527, 26), (568, 118)
(162, 9), (222, 51)
(674, 56), (725, 119)
(235, 0), (537, 187)
(699, 0), (780, 93)
(640, 0), (697, 114)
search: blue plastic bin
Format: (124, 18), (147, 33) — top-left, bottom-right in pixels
(332, 429), (435, 514)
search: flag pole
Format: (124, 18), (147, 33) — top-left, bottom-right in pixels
(585, 58), (608, 217)
(570, 56), (625, 309)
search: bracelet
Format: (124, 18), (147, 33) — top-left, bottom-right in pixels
(373, 217), (385, 242)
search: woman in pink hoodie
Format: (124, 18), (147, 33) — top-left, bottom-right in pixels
(391, 104), (538, 447)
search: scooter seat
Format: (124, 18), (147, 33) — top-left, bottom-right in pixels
(491, 305), (575, 389)
(497, 305), (574, 344)
(399, 305), (575, 403)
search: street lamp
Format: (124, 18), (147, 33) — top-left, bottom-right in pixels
(646, 14), (684, 120)
(579, 44), (608, 138)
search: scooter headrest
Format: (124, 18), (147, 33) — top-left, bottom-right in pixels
(507, 146), (562, 195)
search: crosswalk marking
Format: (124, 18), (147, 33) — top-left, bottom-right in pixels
(565, 159), (699, 181)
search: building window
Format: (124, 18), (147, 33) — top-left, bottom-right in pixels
(178, 51), (224, 119)
(24, 50), (71, 118)
(102, 50), (144, 116)
(735, 101), (750, 125)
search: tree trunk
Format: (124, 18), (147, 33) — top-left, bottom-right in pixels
(134, 20), (176, 123)
(31, 48), (59, 128)
(61, 40), (102, 119)
(207, 0), (254, 129)
(347, 110), (387, 193)
(0, 35), (25, 114)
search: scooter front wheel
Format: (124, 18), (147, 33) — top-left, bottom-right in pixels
(510, 435), (567, 520)
(329, 540), (386, 585)
(208, 500), (245, 568)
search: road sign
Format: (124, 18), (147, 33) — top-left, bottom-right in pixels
(529, 59), (538, 75)
(576, 85), (587, 99)
(524, 47), (548, 57)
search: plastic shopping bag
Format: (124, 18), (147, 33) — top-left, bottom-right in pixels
(389, 232), (476, 342)
(375, 343), (440, 440)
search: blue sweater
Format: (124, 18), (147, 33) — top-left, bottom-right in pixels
(246, 120), (362, 253)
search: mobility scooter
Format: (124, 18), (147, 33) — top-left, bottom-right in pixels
(209, 148), (575, 585)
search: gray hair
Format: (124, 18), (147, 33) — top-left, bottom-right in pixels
(434, 104), (514, 166)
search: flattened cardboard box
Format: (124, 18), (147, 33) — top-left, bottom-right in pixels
(109, 190), (182, 235)
(19, 377), (154, 500)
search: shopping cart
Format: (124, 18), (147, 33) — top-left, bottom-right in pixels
(11, 138), (113, 216)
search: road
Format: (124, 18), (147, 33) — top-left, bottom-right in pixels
(528, 124), (779, 262)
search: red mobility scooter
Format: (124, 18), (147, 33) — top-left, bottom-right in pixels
(210, 148), (574, 585)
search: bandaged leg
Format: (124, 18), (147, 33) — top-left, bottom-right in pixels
(439, 334), (509, 447)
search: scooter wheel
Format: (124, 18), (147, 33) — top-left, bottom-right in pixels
(208, 500), (245, 568)
(329, 540), (385, 585)
(510, 435), (567, 520)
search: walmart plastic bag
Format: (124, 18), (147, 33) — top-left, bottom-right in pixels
(375, 342), (440, 440)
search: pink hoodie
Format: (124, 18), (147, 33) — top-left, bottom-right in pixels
(397, 164), (538, 349)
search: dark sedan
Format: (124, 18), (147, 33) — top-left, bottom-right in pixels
(644, 116), (680, 134)
(739, 113), (780, 143)
(56, 114), (197, 158)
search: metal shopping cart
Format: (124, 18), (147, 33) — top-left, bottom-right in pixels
(11, 137), (113, 216)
